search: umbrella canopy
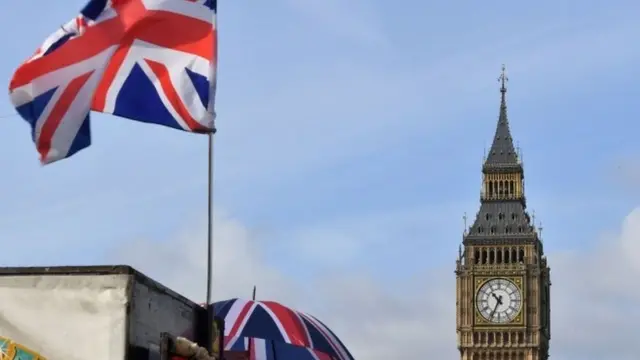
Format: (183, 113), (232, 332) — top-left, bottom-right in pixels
(212, 298), (354, 360)
(226, 337), (333, 360)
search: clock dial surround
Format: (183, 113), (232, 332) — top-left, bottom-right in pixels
(476, 278), (522, 324)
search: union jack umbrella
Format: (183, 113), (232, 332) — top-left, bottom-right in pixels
(212, 298), (355, 360)
(224, 337), (334, 360)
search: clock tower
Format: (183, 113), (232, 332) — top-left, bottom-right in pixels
(455, 66), (551, 360)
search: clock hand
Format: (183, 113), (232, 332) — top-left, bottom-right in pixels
(489, 301), (499, 319)
(492, 293), (503, 305)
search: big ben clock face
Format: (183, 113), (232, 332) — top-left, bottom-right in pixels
(476, 278), (522, 324)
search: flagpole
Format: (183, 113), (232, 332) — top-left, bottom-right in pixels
(205, 0), (218, 356)
(206, 132), (215, 303)
(205, 131), (215, 355)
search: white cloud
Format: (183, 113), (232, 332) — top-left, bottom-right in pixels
(110, 207), (640, 360)
(547, 208), (640, 359)
(110, 210), (293, 302)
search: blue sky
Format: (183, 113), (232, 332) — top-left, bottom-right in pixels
(1, 1), (640, 359)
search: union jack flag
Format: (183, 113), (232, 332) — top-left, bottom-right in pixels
(9, 0), (217, 164)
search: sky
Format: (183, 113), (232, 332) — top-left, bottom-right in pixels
(1, 0), (640, 359)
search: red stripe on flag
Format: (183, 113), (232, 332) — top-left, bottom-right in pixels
(112, 0), (147, 29)
(92, 38), (134, 111)
(131, 11), (214, 59)
(144, 59), (208, 132)
(37, 71), (94, 161)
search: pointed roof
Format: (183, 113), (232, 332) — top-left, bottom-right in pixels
(464, 66), (538, 245)
(483, 65), (521, 172)
(465, 200), (536, 243)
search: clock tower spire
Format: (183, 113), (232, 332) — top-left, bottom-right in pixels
(455, 66), (551, 360)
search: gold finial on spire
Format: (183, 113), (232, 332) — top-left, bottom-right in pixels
(498, 64), (508, 93)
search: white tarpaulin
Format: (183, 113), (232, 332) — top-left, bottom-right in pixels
(0, 274), (128, 360)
